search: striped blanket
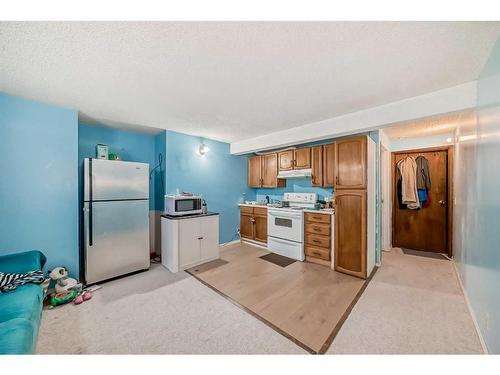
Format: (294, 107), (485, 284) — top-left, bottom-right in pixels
(0, 270), (45, 293)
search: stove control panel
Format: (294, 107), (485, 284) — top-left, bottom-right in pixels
(283, 192), (317, 204)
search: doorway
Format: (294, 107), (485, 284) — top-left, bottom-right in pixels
(391, 146), (453, 257)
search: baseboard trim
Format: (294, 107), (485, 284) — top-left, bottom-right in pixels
(240, 239), (268, 249)
(219, 239), (241, 247)
(451, 259), (488, 354)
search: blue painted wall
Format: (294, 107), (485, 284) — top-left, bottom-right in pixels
(454, 38), (500, 353)
(78, 123), (156, 210)
(153, 131), (167, 211)
(0, 93), (79, 277)
(160, 131), (255, 244)
(255, 179), (333, 202)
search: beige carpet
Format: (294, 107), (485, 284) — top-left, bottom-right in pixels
(327, 248), (483, 354)
(37, 249), (483, 354)
(36, 264), (305, 354)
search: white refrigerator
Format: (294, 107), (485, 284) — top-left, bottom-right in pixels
(83, 158), (150, 284)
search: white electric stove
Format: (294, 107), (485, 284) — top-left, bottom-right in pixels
(267, 192), (317, 261)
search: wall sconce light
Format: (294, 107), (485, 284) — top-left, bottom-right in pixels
(198, 143), (210, 156)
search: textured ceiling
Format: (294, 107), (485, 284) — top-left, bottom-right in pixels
(382, 111), (476, 139)
(0, 22), (499, 141)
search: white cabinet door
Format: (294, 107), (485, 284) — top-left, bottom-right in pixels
(200, 216), (219, 261)
(179, 218), (201, 268)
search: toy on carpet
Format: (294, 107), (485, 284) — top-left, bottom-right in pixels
(49, 267), (82, 294)
(47, 267), (83, 307)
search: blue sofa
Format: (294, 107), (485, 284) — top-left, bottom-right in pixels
(0, 250), (46, 354)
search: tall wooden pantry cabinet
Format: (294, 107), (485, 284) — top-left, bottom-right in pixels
(334, 136), (376, 279)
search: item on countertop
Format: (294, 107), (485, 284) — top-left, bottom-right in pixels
(0, 270), (46, 293)
(108, 153), (122, 161)
(49, 267), (82, 294)
(201, 199), (208, 214)
(164, 194), (203, 216)
(96, 144), (109, 160)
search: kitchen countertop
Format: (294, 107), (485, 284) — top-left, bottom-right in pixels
(303, 208), (335, 215)
(161, 212), (219, 220)
(238, 203), (334, 214)
(238, 203), (269, 208)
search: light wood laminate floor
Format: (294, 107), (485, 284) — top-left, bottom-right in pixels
(187, 242), (366, 353)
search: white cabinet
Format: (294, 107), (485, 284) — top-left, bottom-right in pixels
(161, 214), (219, 273)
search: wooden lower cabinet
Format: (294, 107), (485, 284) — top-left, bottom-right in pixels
(240, 207), (267, 244)
(334, 190), (367, 278)
(304, 212), (332, 265)
(240, 211), (254, 240)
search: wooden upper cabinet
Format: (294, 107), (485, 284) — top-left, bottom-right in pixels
(311, 146), (323, 187)
(322, 143), (335, 187)
(248, 156), (262, 187)
(335, 136), (367, 190)
(294, 147), (311, 169)
(262, 153), (285, 188)
(278, 150), (294, 171)
(335, 190), (367, 279)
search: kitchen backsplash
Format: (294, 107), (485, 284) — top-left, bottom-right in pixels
(254, 177), (334, 203)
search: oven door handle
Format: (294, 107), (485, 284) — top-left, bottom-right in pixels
(268, 210), (303, 219)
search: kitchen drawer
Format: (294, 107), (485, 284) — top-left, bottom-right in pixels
(305, 233), (331, 249)
(305, 245), (331, 261)
(240, 206), (254, 214)
(304, 212), (331, 224)
(305, 222), (331, 236)
(253, 207), (268, 216)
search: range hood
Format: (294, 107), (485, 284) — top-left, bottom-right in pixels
(277, 168), (312, 179)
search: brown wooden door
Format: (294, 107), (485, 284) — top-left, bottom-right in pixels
(248, 156), (262, 187)
(322, 143), (335, 187)
(311, 146), (323, 187)
(335, 190), (367, 279)
(392, 150), (448, 253)
(254, 214), (268, 243)
(261, 153), (284, 188)
(240, 211), (254, 240)
(335, 137), (367, 189)
(294, 147), (311, 169)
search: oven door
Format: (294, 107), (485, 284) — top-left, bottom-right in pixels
(267, 209), (303, 243)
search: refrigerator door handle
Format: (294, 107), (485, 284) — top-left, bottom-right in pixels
(89, 159), (93, 246)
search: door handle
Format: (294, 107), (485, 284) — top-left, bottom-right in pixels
(439, 200), (446, 207)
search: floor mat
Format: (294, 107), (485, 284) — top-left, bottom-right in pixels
(259, 253), (297, 267)
(402, 248), (449, 260)
(187, 259), (229, 274)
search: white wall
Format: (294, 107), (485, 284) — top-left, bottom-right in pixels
(453, 38), (500, 354)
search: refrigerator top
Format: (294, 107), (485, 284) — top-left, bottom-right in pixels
(84, 158), (150, 201)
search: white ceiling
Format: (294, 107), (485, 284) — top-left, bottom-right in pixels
(1, 22), (499, 142)
(382, 111), (476, 139)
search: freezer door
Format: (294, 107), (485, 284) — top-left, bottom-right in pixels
(84, 158), (149, 201)
(84, 200), (150, 284)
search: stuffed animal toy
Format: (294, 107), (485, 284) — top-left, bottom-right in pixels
(49, 267), (82, 294)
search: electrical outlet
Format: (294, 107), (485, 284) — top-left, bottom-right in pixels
(236, 227), (240, 236)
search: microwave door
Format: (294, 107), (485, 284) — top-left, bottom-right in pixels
(175, 199), (201, 213)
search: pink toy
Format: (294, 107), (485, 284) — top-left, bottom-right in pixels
(73, 291), (92, 305)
